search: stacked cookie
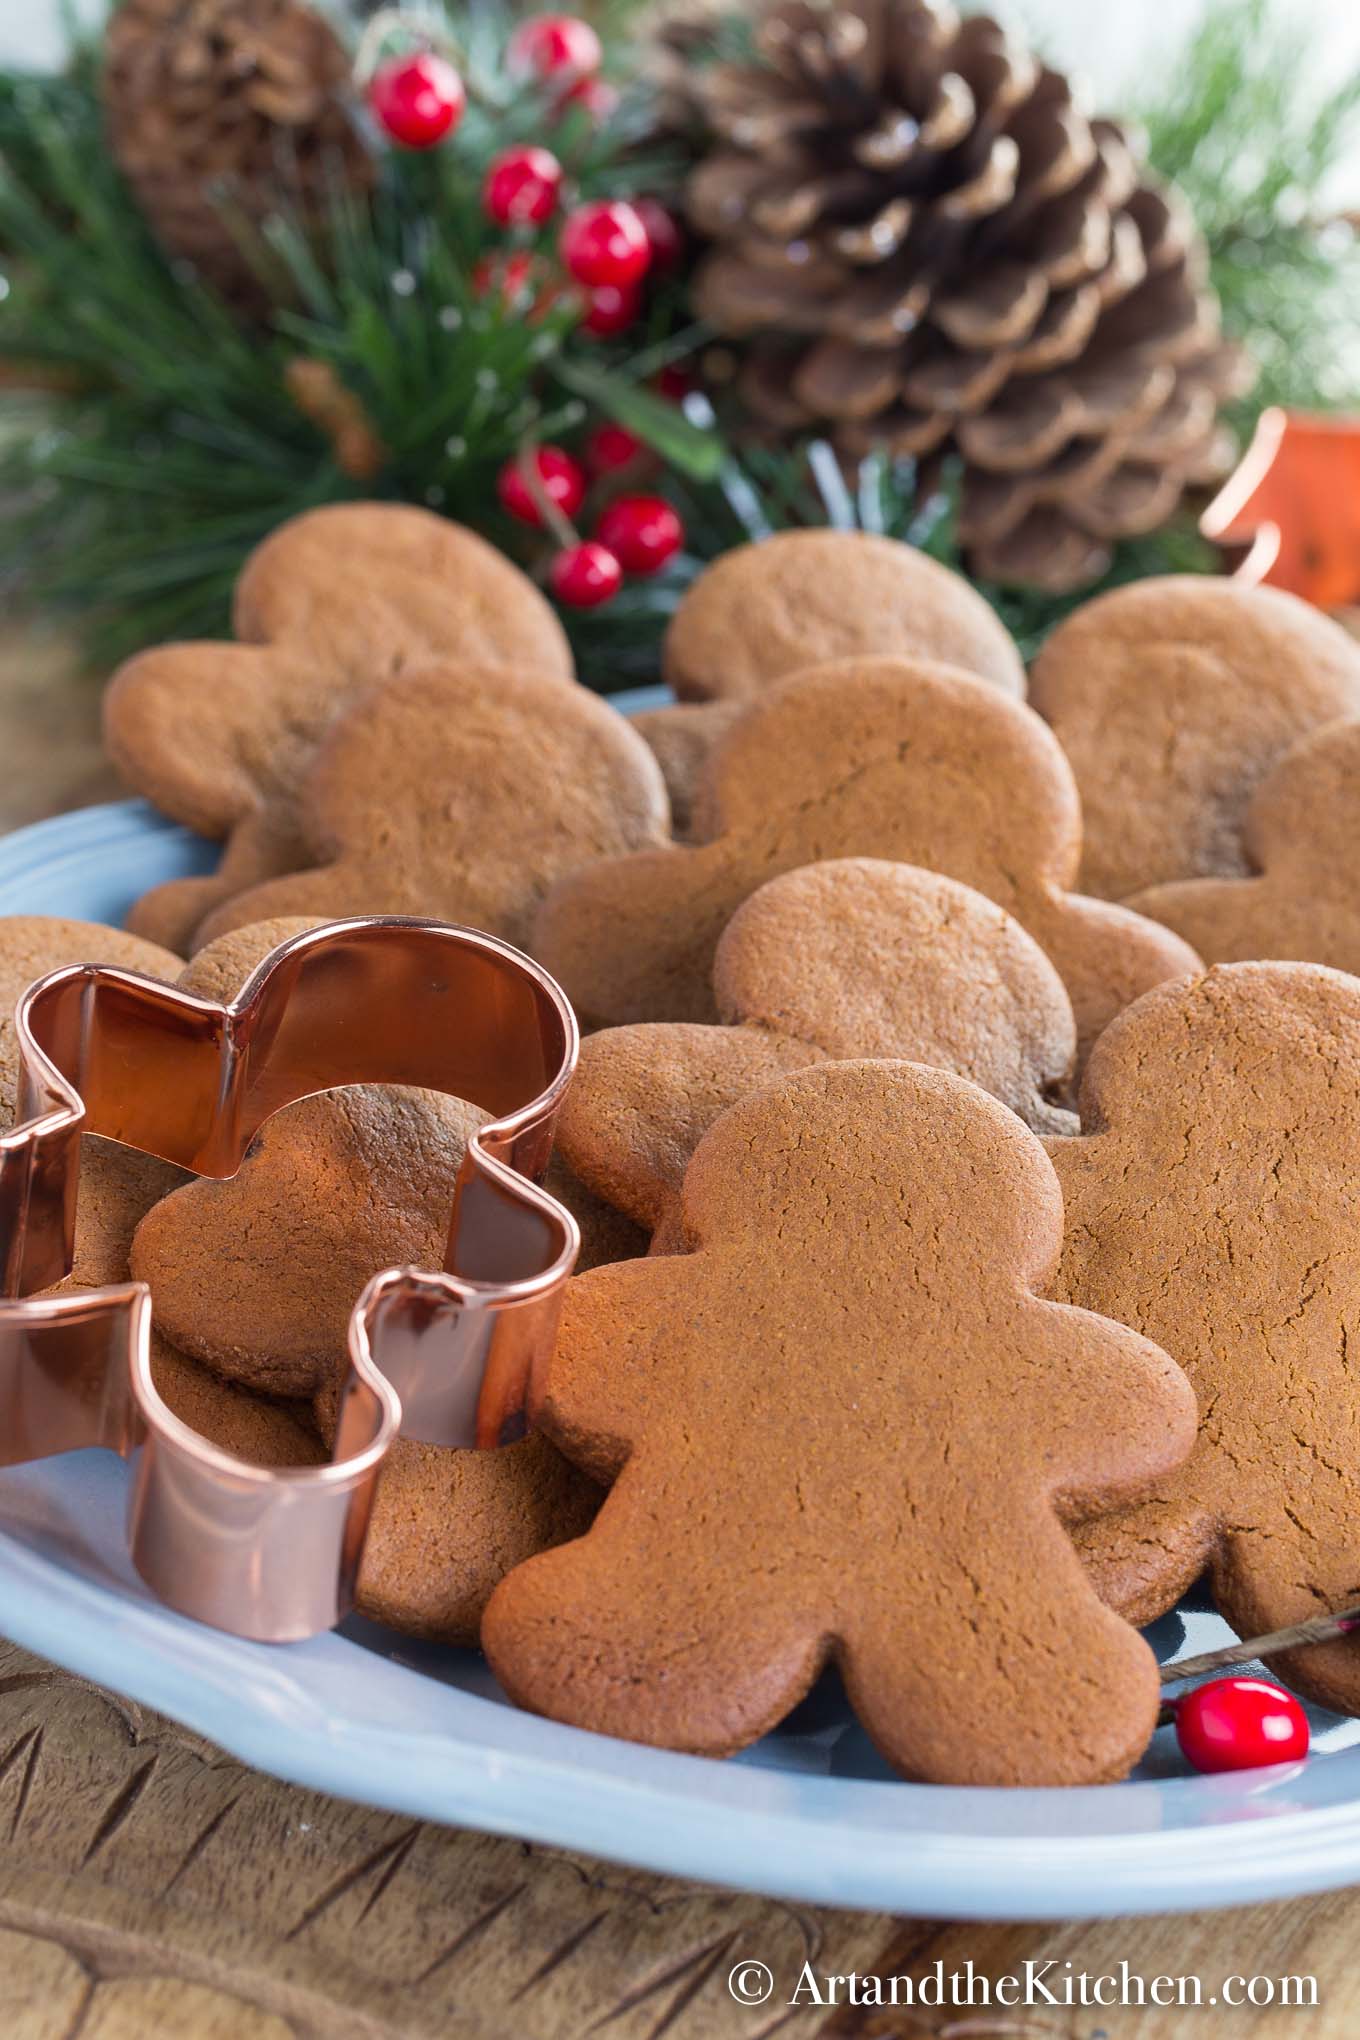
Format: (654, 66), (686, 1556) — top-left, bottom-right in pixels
(40, 504), (1360, 1787)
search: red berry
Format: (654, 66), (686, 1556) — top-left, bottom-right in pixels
(582, 281), (641, 336)
(369, 54), (465, 149)
(472, 251), (561, 321)
(496, 447), (587, 527)
(585, 421), (643, 473)
(550, 541), (623, 607)
(509, 15), (602, 80)
(483, 145), (563, 227)
(634, 198), (684, 273)
(560, 201), (651, 289)
(596, 495), (683, 575)
(654, 362), (694, 403)
(556, 74), (620, 123)
(1173, 1677), (1310, 1774)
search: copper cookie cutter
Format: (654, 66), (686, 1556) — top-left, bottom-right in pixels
(0, 918), (579, 1642)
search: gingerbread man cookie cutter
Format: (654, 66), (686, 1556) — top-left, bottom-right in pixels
(0, 917), (579, 1642)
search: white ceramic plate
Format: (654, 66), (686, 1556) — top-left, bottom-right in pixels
(4, 786), (1360, 1919)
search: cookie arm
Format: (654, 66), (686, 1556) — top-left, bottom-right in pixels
(534, 1256), (701, 1482)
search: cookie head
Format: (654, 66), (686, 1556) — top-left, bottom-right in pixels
(664, 530), (1026, 703)
(193, 663), (670, 948)
(1049, 962), (1360, 1712)
(485, 1060), (1195, 1785)
(1030, 576), (1360, 900)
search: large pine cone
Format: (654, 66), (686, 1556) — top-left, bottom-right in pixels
(687, 0), (1249, 590)
(104, 0), (372, 307)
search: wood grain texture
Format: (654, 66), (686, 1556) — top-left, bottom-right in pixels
(4, 633), (1360, 2037)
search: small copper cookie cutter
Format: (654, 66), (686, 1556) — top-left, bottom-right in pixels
(0, 918), (579, 1642)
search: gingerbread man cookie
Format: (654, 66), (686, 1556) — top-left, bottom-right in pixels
(1048, 963), (1360, 1715)
(190, 664), (669, 949)
(1130, 718), (1360, 975)
(104, 504), (574, 951)
(1030, 576), (1360, 901)
(534, 657), (1200, 1063)
(484, 1060), (1196, 1785)
(559, 859), (1077, 1235)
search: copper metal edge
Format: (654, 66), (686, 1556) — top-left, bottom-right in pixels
(0, 916), (581, 1642)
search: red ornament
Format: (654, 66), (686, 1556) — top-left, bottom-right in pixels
(585, 421), (643, 473)
(550, 541), (623, 607)
(634, 198), (684, 273)
(483, 145), (563, 227)
(596, 495), (684, 576)
(369, 53), (466, 150)
(496, 447), (587, 528)
(560, 201), (651, 289)
(508, 14), (602, 81)
(581, 281), (641, 336)
(1173, 1677), (1310, 1774)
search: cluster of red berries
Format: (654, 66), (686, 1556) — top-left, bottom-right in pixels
(496, 431), (684, 608)
(367, 16), (681, 342)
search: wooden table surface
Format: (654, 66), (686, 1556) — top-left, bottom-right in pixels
(1, 621), (1357, 2038)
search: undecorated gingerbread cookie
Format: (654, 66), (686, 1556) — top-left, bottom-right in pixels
(192, 664), (669, 948)
(105, 504), (574, 950)
(1047, 962), (1360, 1715)
(534, 657), (1200, 1063)
(1030, 576), (1360, 900)
(559, 858), (1078, 1235)
(484, 1060), (1196, 1785)
(1130, 717), (1360, 974)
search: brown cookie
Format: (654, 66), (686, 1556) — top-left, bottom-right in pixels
(664, 531), (1026, 703)
(152, 1336), (324, 1470)
(1130, 718), (1360, 973)
(104, 504), (574, 950)
(534, 657), (1200, 1064)
(0, 917), (187, 1290)
(190, 664), (669, 949)
(559, 859), (1077, 1234)
(1048, 963), (1360, 1715)
(483, 1060), (1196, 1785)
(1029, 576), (1360, 901)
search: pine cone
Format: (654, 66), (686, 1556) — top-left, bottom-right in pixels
(686, 0), (1249, 591)
(104, 0), (372, 307)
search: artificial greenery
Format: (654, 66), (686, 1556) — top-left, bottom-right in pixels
(0, 0), (1356, 683)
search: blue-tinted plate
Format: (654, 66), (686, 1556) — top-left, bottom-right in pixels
(2, 786), (1360, 1918)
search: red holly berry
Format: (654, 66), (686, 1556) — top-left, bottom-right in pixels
(634, 198), (684, 273)
(550, 541), (623, 607)
(581, 281), (641, 336)
(585, 421), (643, 474)
(508, 14), (602, 81)
(596, 495), (683, 576)
(483, 145), (563, 227)
(496, 447), (587, 528)
(369, 54), (466, 149)
(560, 201), (651, 289)
(1173, 1677), (1310, 1774)
(557, 74), (620, 123)
(654, 362), (694, 404)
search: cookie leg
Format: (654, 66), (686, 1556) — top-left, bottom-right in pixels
(1215, 1513), (1360, 1718)
(841, 1510), (1161, 1785)
(482, 1470), (828, 1757)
